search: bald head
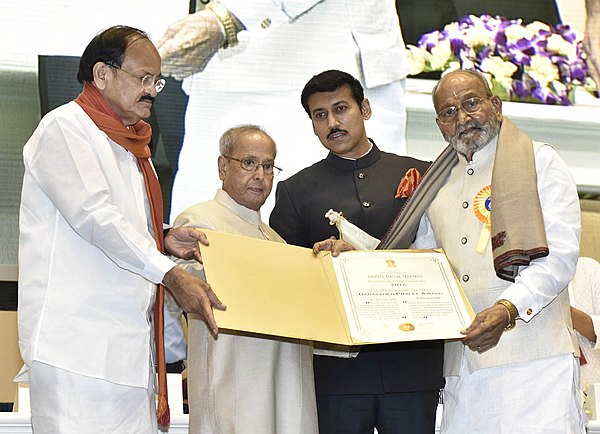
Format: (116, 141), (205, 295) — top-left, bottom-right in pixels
(432, 70), (494, 112)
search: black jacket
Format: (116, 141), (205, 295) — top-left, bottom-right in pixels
(270, 143), (444, 395)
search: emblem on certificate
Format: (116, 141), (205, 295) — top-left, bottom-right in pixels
(399, 323), (415, 332)
(473, 185), (491, 254)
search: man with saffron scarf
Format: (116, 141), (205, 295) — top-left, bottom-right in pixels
(379, 69), (585, 432)
(17, 25), (225, 433)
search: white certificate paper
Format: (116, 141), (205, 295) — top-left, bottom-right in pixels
(332, 250), (474, 343)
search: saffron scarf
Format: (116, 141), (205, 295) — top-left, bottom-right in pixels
(379, 118), (548, 283)
(75, 82), (170, 427)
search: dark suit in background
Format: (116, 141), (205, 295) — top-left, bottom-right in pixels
(270, 143), (444, 434)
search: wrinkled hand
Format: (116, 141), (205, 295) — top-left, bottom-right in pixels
(156, 10), (225, 80)
(163, 266), (226, 335)
(312, 236), (355, 257)
(585, 7), (600, 90)
(461, 304), (510, 353)
(165, 227), (209, 263)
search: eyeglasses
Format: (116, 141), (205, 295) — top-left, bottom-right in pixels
(224, 156), (282, 176)
(106, 62), (166, 93)
(436, 96), (490, 125)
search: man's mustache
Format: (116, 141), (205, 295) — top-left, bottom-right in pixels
(327, 128), (347, 139)
(455, 121), (481, 136)
(139, 94), (155, 104)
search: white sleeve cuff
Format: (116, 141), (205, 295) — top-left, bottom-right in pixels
(143, 250), (177, 284)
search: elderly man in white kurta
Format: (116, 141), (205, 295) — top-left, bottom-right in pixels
(172, 125), (317, 434)
(385, 70), (585, 433)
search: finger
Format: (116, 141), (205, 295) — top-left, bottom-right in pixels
(461, 317), (480, 335)
(460, 338), (477, 352)
(206, 286), (226, 311)
(466, 339), (485, 353)
(312, 239), (332, 254)
(202, 302), (219, 335)
(156, 31), (173, 50)
(196, 230), (210, 246)
(331, 240), (351, 257)
(193, 251), (203, 264)
(156, 26), (176, 49)
(334, 241), (354, 254)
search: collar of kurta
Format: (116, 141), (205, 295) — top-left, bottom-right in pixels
(215, 189), (263, 226)
(324, 139), (381, 170)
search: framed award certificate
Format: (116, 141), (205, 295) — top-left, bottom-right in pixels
(199, 230), (474, 346)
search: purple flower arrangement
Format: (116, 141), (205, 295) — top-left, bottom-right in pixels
(407, 14), (597, 105)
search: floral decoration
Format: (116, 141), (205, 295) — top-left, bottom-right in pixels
(407, 14), (598, 105)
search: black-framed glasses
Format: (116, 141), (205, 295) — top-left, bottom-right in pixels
(436, 96), (490, 125)
(106, 62), (166, 93)
(224, 156), (282, 176)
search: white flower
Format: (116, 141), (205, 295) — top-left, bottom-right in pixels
(546, 34), (577, 58)
(526, 21), (551, 33)
(525, 55), (559, 85)
(446, 61), (461, 72)
(551, 80), (568, 94)
(480, 72), (494, 87)
(443, 22), (461, 34)
(406, 45), (428, 75)
(429, 39), (452, 70)
(461, 56), (476, 71)
(480, 56), (518, 79)
(504, 24), (535, 43)
(462, 23), (495, 47)
(481, 71), (511, 95)
(485, 16), (504, 30)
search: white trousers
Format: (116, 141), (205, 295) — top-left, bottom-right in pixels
(170, 79), (407, 223)
(29, 361), (157, 434)
(441, 354), (586, 434)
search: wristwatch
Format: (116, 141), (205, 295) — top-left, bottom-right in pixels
(206, 2), (239, 48)
(495, 299), (518, 330)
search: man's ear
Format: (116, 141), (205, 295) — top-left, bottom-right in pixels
(361, 99), (372, 120)
(217, 155), (228, 181)
(490, 95), (503, 122)
(435, 117), (443, 133)
(92, 62), (109, 90)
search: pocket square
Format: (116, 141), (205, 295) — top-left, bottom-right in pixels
(395, 167), (422, 199)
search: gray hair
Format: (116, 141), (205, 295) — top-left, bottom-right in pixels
(431, 69), (494, 105)
(218, 124), (277, 156)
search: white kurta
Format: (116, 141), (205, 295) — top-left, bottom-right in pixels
(173, 190), (318, 434)
(169, 0), (409, 221)
(413, 138), (584, 433)
(18, 101), (175, 389)
(570, 257), (600, 390)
